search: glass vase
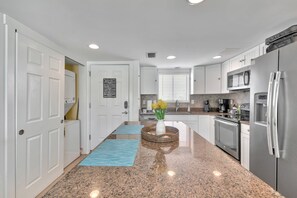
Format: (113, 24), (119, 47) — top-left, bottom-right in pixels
(156, 119), (166, 135)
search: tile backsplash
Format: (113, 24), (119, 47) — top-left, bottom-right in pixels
(190, 91), (250, 108)
(140, 91), (250, 110)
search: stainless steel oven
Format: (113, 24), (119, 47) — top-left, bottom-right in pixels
(215, 117), (240, 160)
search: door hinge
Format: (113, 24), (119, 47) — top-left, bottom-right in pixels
(89, 134), (91, 140)
(89, 71), (91, 77)
(89, 103), (91, 108)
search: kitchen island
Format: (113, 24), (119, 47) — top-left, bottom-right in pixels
(43, 121), (281, 198)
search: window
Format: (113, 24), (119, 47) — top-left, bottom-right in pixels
(158, 69), (190, 102)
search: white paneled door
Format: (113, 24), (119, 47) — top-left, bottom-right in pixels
(90, 65), (129, 149)
(16, 33), (64, 198)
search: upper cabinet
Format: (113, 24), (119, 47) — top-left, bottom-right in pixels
(193, 66), (205, 94)
(230, 54), (245, 71)
(259, 42), (268, 56)
(243, 46), (260, 66)
(205, 64), (221, 94)
(221, 60), (230, 93)
(230, 45), (260, 72)
(140, 66), (158, 94)
(193, 64), (221, 94)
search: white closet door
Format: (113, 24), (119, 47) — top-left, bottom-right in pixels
(16, 33), (64, 198)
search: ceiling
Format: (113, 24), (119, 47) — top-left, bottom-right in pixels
(1, 0), (297, 68)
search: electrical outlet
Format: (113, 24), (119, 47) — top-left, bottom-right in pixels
(191, 100), (195, 104)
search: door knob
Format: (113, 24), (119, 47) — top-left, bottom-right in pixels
(19, 129), (24, 135)
(122, 111), (128, 114)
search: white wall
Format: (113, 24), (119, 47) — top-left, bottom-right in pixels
(0, 13), (5, 198)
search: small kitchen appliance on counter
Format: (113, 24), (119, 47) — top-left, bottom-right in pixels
(203, 100), (210, 112)
(218, 99), (230, 113)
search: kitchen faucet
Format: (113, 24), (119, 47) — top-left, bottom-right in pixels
(175, 100), (180, 112)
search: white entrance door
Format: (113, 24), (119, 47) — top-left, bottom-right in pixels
(90, 65), (129, 149)
(16, 33), (64, 198)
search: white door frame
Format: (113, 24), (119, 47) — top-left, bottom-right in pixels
(86, 61), (140, 152)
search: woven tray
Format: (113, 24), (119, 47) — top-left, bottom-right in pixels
(141, 126), (179, 143)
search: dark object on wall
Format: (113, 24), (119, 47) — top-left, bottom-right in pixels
(103, 78), (116, 98)
(266, 25), (297, 53)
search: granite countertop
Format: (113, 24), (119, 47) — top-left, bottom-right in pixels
(43, 121), (279, 198)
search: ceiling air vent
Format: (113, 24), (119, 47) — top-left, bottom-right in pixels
(147, 52), (156, 58)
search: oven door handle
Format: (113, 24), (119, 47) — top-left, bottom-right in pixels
(214, 119), (238, 127)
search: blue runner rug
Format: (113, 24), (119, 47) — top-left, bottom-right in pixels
(113, 125), (144, 135)
(79, 139), (139, 167)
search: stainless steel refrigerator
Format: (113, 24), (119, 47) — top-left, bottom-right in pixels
(250, 41), (297, 198)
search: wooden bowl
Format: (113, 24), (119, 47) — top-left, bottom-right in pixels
(141, 126), (179, 143)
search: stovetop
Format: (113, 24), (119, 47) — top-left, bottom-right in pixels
(216, 114), (249, 123)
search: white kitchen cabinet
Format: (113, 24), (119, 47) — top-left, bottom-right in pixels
(241, 124), (250, 170)
(243, 46), (260, 66)
(230, 54), (245, 71)
(165, 115), (199, 132)
(205, 64), (221, 94)
(193, 66), (205, 94)
(208, 116), (215, 145)
(259, 43), (268, 56)
(64, 120), (81, 168)
(221, 61), (230, 94)
(140, 66), (158, 94)
(198, 115), (210, 142)
(229, 46), (260, 71)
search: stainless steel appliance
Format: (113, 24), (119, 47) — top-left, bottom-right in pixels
(227, 66), (250, 90)
(218, 99), (230, 113)
(250, 41), (297, 198)
(203, 100), (210, 112)
(214, 116), (240, 160)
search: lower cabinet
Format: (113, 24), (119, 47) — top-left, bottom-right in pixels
(198, 115), (210, 141)
(241, 124), (250, 170)
(164, 114), (215, 145)
(64, 120), (81, 168)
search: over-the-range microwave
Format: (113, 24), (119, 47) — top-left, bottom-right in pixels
(227, 66), (250, 91)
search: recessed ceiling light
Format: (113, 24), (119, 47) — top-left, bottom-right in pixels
(187, 0), (204, 5)
(213, 55), (222, 59)
(167, 55), (176, 60)
(89, 44), (99, 49)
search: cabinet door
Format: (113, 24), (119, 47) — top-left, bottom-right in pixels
(140, 66), (157, 94)
(205, 64), (221, 94)
(241, 132), (250, 170)
(243, 46), (260, 66)
(208, 116), (215, 145)
(240, 124), (250, 170)
(193, 66), (205, 94)
(259, 43), (268, 56)
(221, 61), (230, 93)
(198, 115), (210, 141)
(230, 54), (245, 71)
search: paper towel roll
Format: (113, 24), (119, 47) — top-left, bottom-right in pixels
(147, 100), (152, 111)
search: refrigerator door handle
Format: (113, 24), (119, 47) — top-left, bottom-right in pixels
(272, 71), (282, 158)
(267, 72), (275, 156)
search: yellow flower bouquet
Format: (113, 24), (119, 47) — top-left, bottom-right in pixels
(152, 99), (168, 120)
